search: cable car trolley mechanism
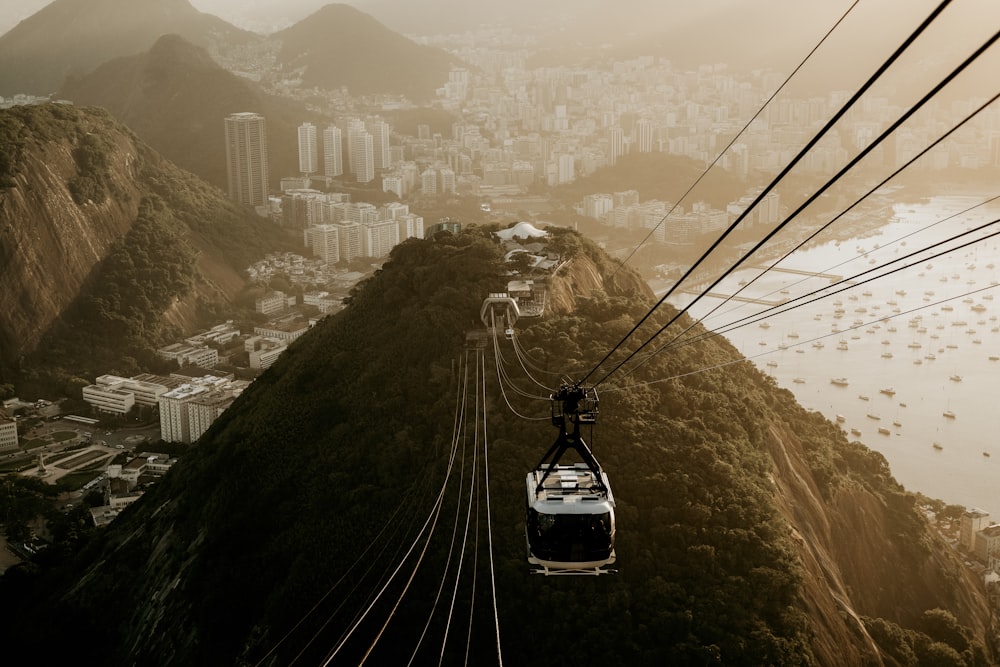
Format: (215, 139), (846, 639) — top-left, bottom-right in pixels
(525, 384), (616, 575)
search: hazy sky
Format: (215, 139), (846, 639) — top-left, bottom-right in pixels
(3, 0), (998, 90)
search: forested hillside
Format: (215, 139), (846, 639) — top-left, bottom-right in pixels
(0, 227), (991, 665)
(0, 103), (292, 389)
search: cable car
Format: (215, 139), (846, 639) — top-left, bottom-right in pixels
(525, 384), (616, 575)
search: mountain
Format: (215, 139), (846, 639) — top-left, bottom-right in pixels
(0, 0), (258, 97)
(0, 225), (990, 665)
(0, 103), (291, 385)
(56, 34), (316, 191)
(272, 3), (461, 102)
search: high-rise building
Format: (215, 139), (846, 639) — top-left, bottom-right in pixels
(306, 224), (341, 264)
(337, 221), (362, 261)
(323, 125), (343, 177)
(368, 120), (391, 170)
(351, 129), (375, 183)
(363, 220), (399, 259)
(608, 126), (625, 166)
(636, 119), (654, 153)
(298, 122), (318, 174)
(225, 112), (269, 208)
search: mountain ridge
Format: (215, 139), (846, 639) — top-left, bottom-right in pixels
(0, 0), (258, 97)
(0, 225), (990, 665)
(0, 103), (291, 385)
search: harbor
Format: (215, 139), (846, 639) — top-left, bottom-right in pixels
(671, 195), (1000, 515)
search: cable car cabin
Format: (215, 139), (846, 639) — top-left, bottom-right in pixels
(525, 463), (616, 575)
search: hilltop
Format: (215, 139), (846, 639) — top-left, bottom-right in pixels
(56, 34), (314, 190)
(272, 3), (460, 102)
(0, 103), (292, 386)
(0, 0), (257, 97)
(0, 224), (991, 665)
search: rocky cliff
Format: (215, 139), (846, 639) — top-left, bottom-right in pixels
(0, 103), (288, 381)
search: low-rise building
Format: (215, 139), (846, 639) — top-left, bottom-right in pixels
(248, 339), (287, 369)
(0, 414), (18, 452)
(157, 343), (219, 369)
(253, 320), (310, 344)
(255, 290), (296, 316)
(82, 383), (136, 415)
(975, 524), (1000, 564)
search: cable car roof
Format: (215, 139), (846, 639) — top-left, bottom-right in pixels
(526, 465), (615, 514)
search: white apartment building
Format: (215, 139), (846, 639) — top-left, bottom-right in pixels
(252, 323), (309, 343)
(303, 291), (341, 314)
(82, 383), (136, 415)
(249, 340), (287, 369)
(298, 122), (318, 174)
(323, 125), (343, 177)
(305, 224), (340, 264)
(92, 374), (170, 407)
(188, 391), (235, 440)
(382, 174), (404, 197)
(156, 343), (219, 369)
(0, 417), (18, 452)
(363, 219), (399, 259)
(255, 291), (293, 316)
(159, 377), (243, 444)
(159, 384), (207, 443)
(397, 213), (424, 241)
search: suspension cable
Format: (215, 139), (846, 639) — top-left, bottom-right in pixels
(591, 16), (997, 388)
(481, 345), (505, 666)
(609, 0), (861, 280)
(619, 91), (1000, 374)
(606, 280), (1000, 392)
(320, 353), (467, 666)
(437, 349), (481, 666)
(622, 220), (1000, 375)
(577, 0), (953, 387)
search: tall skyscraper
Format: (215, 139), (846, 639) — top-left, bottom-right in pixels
(298, 122), (318, 175)
(636, 118), (654, 153)
(350, 127), (375, 183)
(368, 120), (391, 170)
(608, 126), (625, 166)
(224, 112), (269, 208)
(323, 125), (343, 177)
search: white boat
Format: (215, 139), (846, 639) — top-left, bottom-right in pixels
(949, 375), (962, 382)
(943, 410), (956, 419)
(879, 387), (896, 396)
(831, 378), (849, 386)
(878, 427), (891, 435)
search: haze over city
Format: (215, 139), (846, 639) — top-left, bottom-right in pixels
(1, 0), (1000, 664)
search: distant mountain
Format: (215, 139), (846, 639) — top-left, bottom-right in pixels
(272, 3), (461, 102)
(0, 103), (291, 384)
(0, 0), (258, 97)
(57, 34), (316, 190)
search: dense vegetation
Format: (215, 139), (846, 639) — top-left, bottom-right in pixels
(0, 103), (295, 391)
(272, 4), (458, 102)
(0, 228), (988, 665)
(25, 195), (196, 385)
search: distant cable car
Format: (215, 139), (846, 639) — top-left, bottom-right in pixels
(525, 384), (616, 575)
